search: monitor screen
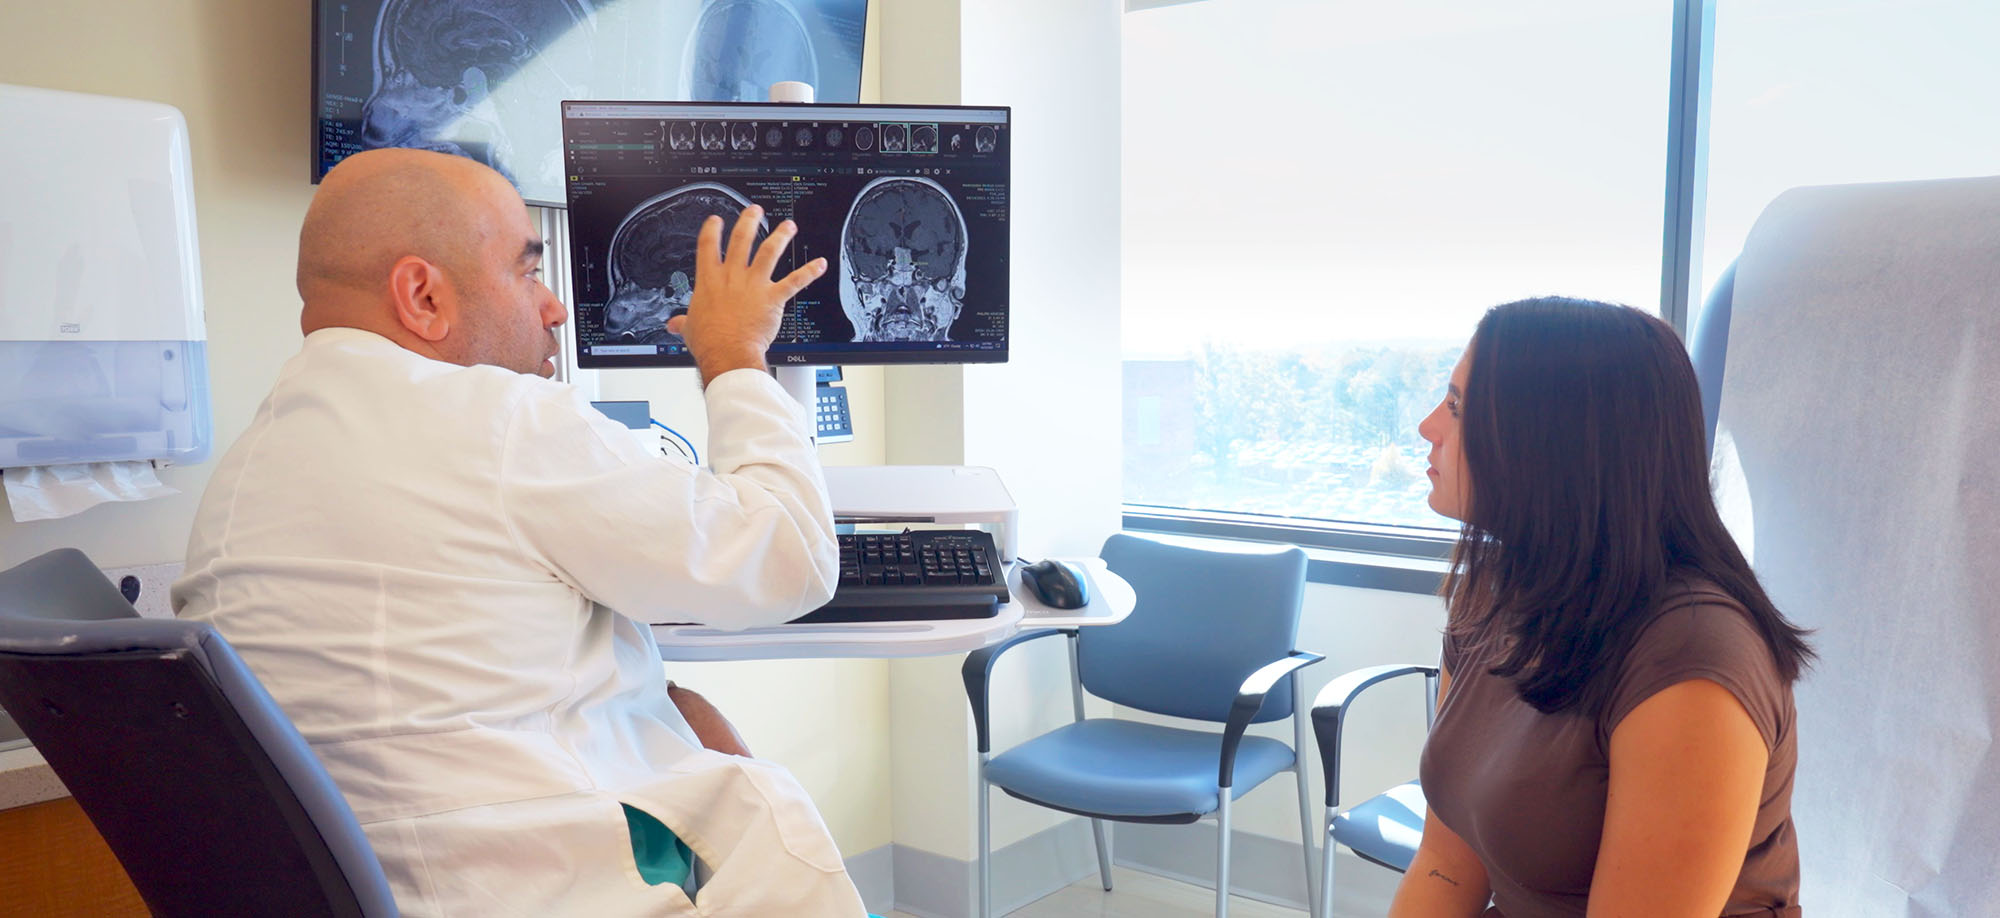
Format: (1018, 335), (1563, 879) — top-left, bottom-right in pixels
(311, 0), (869, 207)
(561, 100), (1010, 368)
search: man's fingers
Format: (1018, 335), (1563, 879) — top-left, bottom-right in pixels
(665, 314), (687, 337)
(774, 257), (828, 301)
(750, 219), (797, 278)
(727, 206), (763, 266)
(695, 215), (724, 276)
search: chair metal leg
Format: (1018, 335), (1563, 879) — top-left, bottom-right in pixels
(1215, 793), (1232, 918)
(1068, 632), (1113, 891)
(1318, 806), (1339, 918)
(1293, 682), (1320, 918)
(1090, 818), (1113, 891)
(978, 754), (993, 918)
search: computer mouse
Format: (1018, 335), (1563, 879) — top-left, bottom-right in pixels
(1020, 559), (1089, 610)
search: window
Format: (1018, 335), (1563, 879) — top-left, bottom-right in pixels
(1122, 1), (1674, 538)
(1696, 0), (2000, 330)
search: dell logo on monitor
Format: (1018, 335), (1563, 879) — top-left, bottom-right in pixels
(784, 355), (809, 364)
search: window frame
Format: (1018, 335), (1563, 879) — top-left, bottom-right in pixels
(1118, 0), (1716, 586)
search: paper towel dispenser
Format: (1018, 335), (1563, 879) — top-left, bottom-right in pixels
(0, 83), (211, 470)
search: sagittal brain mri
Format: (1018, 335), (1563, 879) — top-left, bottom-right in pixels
(838, 176), (968, 342)
(911, 124), (938, 154)
(604, 183), (769, 343)
(361, 0), (589, 179)
(669, 122), (696, 151)
(949, 132), (962, 152)
(975, 126), (997, 153)
(881, 124), (907, 153)
(730, 122), (758, 151)
(681, 0), (821, 102)
(700, 121), (726, 151)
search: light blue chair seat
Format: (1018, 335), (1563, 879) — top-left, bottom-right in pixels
(986, 719), (1298, 820)
(1330, 780), (1426, 871)
(963, 534), (1321, 918)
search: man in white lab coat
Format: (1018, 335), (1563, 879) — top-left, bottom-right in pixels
(172, 148), (867, 916)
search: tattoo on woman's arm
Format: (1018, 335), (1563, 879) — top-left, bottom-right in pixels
(1427, 868), (1460, 887)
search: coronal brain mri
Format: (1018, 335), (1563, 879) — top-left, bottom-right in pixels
(839, 176), (968, 342)
(699, 121), (726, 151)
(604, 183), (768, 342)
(361, 0), (590, 178)
(880, 124), (907, 153)
(682, 0), (821, 102)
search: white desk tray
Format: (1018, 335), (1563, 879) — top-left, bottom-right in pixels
(651, 557), (1133, 661)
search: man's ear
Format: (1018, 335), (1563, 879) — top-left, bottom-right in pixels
(388, 255), (455, 343)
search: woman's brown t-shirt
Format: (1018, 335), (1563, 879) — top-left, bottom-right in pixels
(1418, 581), (1801, 917)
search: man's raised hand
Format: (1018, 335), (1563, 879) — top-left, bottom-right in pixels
(664, 206), (828, 385)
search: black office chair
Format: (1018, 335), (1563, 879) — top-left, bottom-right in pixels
(0, 549), (398, 917)
(1310, 663), (1439, 917)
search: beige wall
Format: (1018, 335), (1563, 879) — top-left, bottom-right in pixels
(0, 1), (315, 570)
(0, 0), (896, 858)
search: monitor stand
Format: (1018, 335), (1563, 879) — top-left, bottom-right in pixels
(775, 365), (820, 421)
(768, 80), (827, 441)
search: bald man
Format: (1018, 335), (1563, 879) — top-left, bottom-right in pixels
(172, 150), (868, 916)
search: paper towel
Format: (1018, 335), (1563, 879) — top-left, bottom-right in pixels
(2, 460), (177, 522)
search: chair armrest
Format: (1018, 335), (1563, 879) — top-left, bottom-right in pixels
(1309, 664), (1439, 809)
(1218, 651), (1324, 788)
(961, 628), (1071, 755)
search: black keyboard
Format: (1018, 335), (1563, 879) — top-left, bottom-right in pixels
(791, 529), (1011, 624)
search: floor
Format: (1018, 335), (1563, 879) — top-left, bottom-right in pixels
(884, 866), (1308, 918)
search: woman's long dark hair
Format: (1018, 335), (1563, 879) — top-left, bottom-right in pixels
(1442, 297), (1812, 716)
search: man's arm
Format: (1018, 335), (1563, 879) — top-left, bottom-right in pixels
(500, 208), (841, 627)
(667, 682), (753, 757)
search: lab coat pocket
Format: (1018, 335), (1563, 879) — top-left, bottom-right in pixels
(622, 752), (864, 917)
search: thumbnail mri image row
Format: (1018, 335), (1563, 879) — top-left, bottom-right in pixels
(668, 121), (998, 153)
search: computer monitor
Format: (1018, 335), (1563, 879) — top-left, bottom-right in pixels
(311, 0), (869, 207)
(560, 100), (1010, 368)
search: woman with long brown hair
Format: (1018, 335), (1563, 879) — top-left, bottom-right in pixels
(1393, 297), (1810, 917)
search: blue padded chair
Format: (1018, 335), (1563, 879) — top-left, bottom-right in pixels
(0, 549), (398, 917)
(962, 533), (1322, 918)
(1310, 664), (1439, 917)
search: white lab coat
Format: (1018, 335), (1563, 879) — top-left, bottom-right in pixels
(172, 328), (862, 917)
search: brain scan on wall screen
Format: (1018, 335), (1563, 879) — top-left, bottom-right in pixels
(313, 0), (869, 205)
(358, 0), (593, 185)
(681, 0), (821, 102)
(839, 176), (968, 342)
(603, 182), (769, 343)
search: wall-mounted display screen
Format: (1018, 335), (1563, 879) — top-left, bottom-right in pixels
(311, 0), (869, 206)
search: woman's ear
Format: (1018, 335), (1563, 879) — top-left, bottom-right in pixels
(387, 254), (455, 343)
